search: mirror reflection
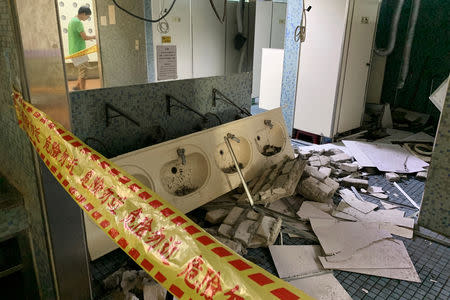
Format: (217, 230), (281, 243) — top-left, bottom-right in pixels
(56, 0), (287, 92)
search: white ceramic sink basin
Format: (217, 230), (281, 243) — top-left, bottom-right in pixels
(160, 149), (210, 197)
(214, 136), (252, 174)
(255, 121), (286, 156)
(121, 165), (155, 190)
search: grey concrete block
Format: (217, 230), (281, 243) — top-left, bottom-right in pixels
(205, 208), (229, 224)
(223, 206), (244, 225)
(246, 210), (260, 221)
(234, 220), (255, 246)
(218, 224), (233, 238)
(305, 165), (327, 182)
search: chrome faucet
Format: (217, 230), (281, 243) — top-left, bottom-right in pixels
(226, 133), (240, 143)
(177, 148), (186, 165)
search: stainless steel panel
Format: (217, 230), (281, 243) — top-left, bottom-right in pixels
(39, 161), (92, 300)
(14, 0), (92, 298)
(15, 0), (71, 129)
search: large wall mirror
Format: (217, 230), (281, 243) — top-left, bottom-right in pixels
(56, 0), (288, 92)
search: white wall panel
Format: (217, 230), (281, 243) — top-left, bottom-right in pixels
(192, 0), (226, 78)
(252, 0), (272, 98)
(152, 0), (192, 80)
(259, 48), (284, 110)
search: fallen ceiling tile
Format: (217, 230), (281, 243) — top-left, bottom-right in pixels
(309, 218), (392, 256)
(342, 140), (428, 173)
(380, 200), (401, 210)
(289, 274), (352, 300)
(339, 257), (421, 283)
(340, 189), (378, 213)
(378, 222), (413, 239)
(297, 201), (335, 220)
(269, 245), (325, 278)
(269, 245), (352, 300)
(335, 201), (414, 229)
(342, 140), (375, 167)
(319, 239), (412, 269)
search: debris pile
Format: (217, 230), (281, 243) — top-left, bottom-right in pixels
(102, 267), (167, 300)
(98, 140), (429, 299)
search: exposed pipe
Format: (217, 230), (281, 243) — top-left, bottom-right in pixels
(397, 0), (421, 89)
(236, 0), (246, 73)
(374, 0), (405, 56)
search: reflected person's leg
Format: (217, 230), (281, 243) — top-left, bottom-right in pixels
(79, 63), (88, 90)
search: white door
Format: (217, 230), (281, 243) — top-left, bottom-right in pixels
(336, 0), (380, 133)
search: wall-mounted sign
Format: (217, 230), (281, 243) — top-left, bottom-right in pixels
(156, 45), (177, 81)
(162, 36), (171, 43)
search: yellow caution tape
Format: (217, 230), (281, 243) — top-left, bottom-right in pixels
(65, 44), (98, 59)
(12, 90), (314, 300)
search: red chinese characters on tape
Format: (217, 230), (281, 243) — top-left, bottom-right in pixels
(12, 90), (314, 300)
(178, 256), (223, 299)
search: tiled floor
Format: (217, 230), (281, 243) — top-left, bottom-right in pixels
(67, 78), (102, 91)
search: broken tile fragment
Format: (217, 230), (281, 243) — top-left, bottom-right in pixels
(370, 193), (389, 199)
(341, 177), (369, 189)
(319, 166), (332, 177)
(305, 166), (327, 182)
(324, 177), (339, 193)
(340, 162), (358, 173)
(385, 172), (400, 182)
(416, 171), (427, 180)
(298, 177), (334, 203)
(330, 153), (352, 163)
(368, 186), (384, 193)
(339, 189), (378, 213)
(319, 155), (331, 166)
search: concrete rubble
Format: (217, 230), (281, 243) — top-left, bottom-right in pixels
(213, 206), (283, 248)
(102, 267), (167, 300)
(385, 172), (401, 182)
(238, 156), (307, 205)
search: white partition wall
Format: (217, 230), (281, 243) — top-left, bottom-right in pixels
(192, 0), (226, 78)
(294, 0), (349, 137)
(252, 0), (273, 98)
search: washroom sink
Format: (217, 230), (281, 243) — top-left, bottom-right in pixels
(255, 121), (286, 156)
(214, 136), (252, 174)
(160, 147), (210, 197)
(121, 165), (155, 190)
